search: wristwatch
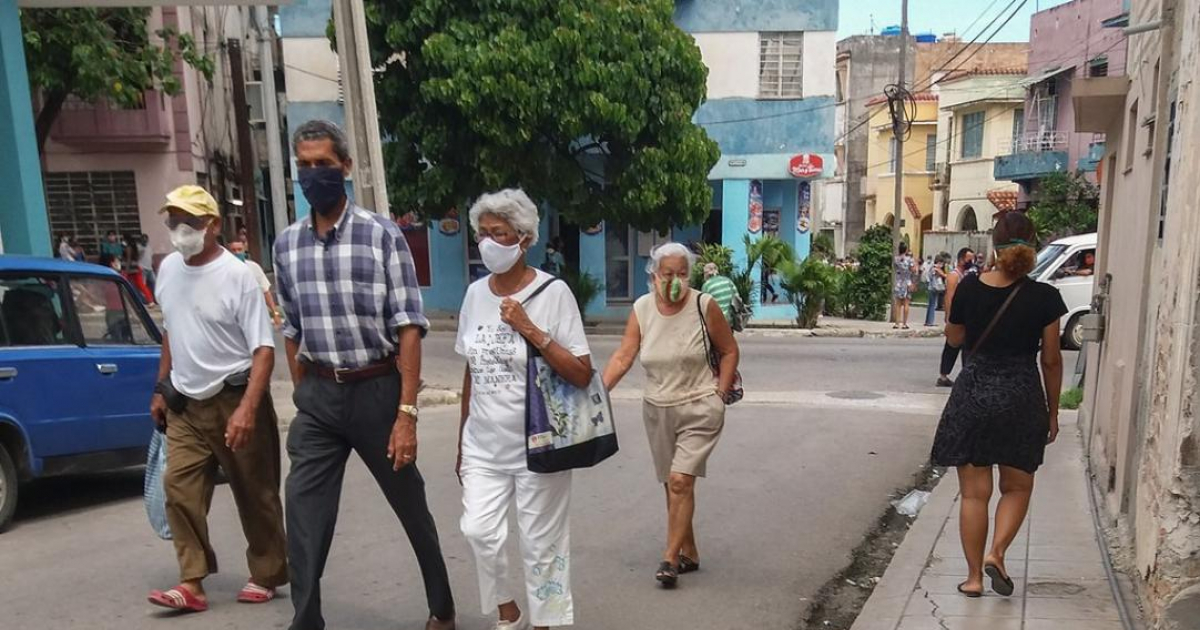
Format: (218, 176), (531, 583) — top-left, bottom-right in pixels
(398, 404), (419, 420)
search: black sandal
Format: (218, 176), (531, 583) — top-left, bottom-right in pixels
(656, 561), (678, 587)
(678, 553), (701, 574)
(957, 582), (983, 598)
(984, 563), (1015, 597)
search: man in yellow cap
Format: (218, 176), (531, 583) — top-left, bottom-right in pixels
(146, 184), (288, 613)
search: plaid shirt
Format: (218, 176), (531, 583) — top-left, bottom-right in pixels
(274, 203), (429, 368)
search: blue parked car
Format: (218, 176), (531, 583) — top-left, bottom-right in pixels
(0, 255), (161, 531)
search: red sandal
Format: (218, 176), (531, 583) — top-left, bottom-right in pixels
(237, 582), (276, 604)
(148, 586), (208, 612)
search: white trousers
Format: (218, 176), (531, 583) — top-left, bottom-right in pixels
(460, 467), (574, 627)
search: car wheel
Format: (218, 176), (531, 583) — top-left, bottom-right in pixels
(1064, 313), (1085, 351)
(0, 444), (17, 533)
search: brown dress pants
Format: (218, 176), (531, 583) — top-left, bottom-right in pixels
(164, 386), (289, 587)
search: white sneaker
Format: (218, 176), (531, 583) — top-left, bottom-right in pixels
(495, 612), (529, 630)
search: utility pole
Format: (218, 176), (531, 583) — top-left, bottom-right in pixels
(890, 0), (909, 322)
(228, 38), (263, 263)
(332, 0), (390, 215)
(255, 6), (290, 244)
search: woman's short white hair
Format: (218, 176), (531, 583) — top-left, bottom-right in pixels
(468, 188), (540, 246)
(646, 242), (695, 275)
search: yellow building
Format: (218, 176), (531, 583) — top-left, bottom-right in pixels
(864, 94), (939, 257)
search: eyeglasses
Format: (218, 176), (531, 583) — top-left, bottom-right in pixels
(475, 229), (520, 245)
(165, 214), (211, 230)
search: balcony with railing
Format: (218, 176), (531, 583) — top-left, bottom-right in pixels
(49, 90), (171, 146)
(993, 131), (1069, 182)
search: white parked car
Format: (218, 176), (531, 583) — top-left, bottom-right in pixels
(1030, 233), (1097, 350)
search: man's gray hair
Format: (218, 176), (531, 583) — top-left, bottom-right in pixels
(292, 120), (351, 164)
(646, 242), (695, 275)
(468, 189), (541, 246)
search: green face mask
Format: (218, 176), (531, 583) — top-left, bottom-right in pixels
(659, 277), (685, 303)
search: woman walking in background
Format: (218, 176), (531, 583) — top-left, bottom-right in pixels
(925, 253), (949, 327)
(892, 242), (917, 329)
(603, 242), (739, 588)
(931, 212), (1066, 598)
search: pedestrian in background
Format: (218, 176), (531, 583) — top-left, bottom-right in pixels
(603, 242), (740, 588)
(100, 229), (125, 260)
(146, 185), (287, 613)
(122, 234), (155, 306)
(137, 233), (157, 295)
(229, 240), (283, 329)
(892, 242), (917, 329)
(925, 253), (949, 327)
(455, 189), (593, 630)
(701, 263), (738, 325)
(56, 233), (75, 260)
(937, 247), (976, 387)
(541, 236), (567, 276)
(274, 120), (455, 630)
(931, 212), (1066, 598)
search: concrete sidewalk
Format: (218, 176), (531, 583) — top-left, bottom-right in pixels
(851, 411), (1132, 630)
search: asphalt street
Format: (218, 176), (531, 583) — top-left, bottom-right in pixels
(2, 335), (1078, 630)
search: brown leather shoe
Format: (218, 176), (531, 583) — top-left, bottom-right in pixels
(426, 616), (456, 630)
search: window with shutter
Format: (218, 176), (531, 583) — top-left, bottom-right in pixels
(759, 33), (804, 99)
(961, 111), (985, 159)
(925, 134), (938, 172)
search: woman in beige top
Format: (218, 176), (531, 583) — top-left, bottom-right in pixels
(603, 242), (740, 588)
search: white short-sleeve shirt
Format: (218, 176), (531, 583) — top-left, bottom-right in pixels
(455, 269), (590, 471)
(155, 249), (275, 400)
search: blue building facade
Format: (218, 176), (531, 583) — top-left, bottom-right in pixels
(277, 0), (839, 319)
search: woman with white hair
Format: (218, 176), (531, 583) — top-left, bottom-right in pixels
(602, 242), (740, 587)
(455, 188), (593, 629)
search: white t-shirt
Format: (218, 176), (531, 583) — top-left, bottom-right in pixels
(155, 249), (275, 400)
(455, 269), (591, 471)
(138, 245), (154, 271)
(244, 259), (271, 292)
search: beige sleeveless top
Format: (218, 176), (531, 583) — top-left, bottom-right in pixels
(634, 289), (716, 407)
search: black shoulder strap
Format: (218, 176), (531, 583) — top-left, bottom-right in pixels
(968, 280), (1027, 357)
(521, 276), (562, 306)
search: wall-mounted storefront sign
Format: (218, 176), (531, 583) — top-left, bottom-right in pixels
(438, 209), (461, 236)
(797, 181), (812, 234)
(583, 222), (604, 236)
(789, 154), (824, 179)
(748, 180), (764, 234)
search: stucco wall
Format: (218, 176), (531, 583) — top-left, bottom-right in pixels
(865, 101), (938, 253)
(282, 38), (339, 103)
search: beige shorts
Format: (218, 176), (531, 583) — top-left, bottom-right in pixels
(642, 394), (726, 484)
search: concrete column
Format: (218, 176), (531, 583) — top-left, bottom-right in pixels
(0, 0), (51, 256)
(578, 224), (606, 316)
(720, 179), (751, 269)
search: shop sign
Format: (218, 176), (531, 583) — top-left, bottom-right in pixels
(748, 180), (764, 234)
(797, 181), (812, 234)
(789, 154), (824, 179)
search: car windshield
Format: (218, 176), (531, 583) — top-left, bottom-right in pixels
(1031, 244), (1068, 279)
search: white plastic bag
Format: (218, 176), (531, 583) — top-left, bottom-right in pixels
(144, 430), (173, 540)
(893, 489), (932, 517)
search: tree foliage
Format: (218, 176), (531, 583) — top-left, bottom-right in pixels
(1027, 171), (1099, 243)
(837, 224), (893, 321)
(363, 0), (720, 231)
(777, 256), (838, 328)
(21, 8), (214, 152)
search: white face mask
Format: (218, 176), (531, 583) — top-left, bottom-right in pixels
(169, 223), (207, 259)
(479, 238), (524, 274)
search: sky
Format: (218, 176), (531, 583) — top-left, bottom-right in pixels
(838, 0), (1074, 42)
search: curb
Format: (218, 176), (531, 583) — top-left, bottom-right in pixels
(849, 472), (958, 630)
(744, 327), (945, 339)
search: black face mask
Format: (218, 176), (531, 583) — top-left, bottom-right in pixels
(298, 166), (347, 216)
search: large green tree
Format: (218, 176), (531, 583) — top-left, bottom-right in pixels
(1027, 171), (1100, 243)
(362, 0), (720, 231)
(21, 8), (213, 153)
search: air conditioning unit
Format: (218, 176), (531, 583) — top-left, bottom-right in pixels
(246, 81), (266, 126)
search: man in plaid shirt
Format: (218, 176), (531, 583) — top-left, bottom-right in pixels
(274, 120), (455, 630)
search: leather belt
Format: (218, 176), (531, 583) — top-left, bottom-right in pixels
(307, 356), (396, 384)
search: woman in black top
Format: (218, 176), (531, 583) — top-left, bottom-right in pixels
(930, 212), (1067, 598)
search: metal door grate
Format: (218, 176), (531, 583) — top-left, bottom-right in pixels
(45, 171), (141, 257)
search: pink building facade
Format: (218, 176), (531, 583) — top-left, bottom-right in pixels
(994, 0), (1129, 202)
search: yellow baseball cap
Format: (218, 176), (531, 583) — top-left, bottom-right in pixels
(161, 185), (220, 218)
